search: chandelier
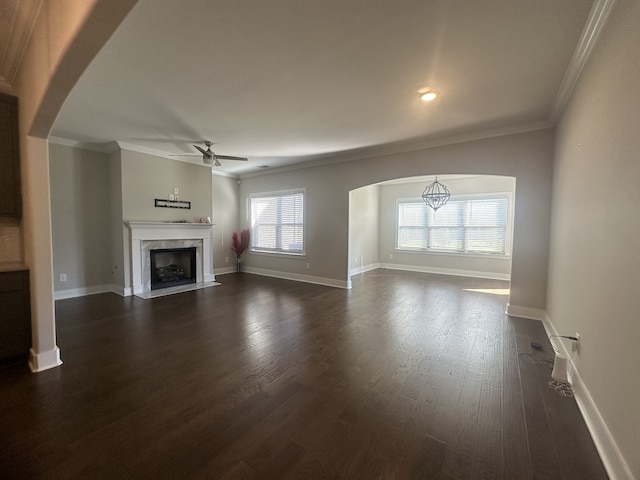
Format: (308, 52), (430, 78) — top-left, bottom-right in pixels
(422, 177), (451, 211)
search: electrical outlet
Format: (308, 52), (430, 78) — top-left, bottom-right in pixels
(306, 262), (310, 269)
(389, 254), (393, 260)
(174, 187), (179, 195)
(225, 257), (229, 263)
(572, 333), (580, 353)
(59, 274), (67, 282)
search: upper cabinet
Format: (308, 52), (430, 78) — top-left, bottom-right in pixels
(0, 93), (21, 217)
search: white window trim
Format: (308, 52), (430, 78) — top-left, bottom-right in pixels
(395, 192), (513, 257)
(249, 187), (306, 256)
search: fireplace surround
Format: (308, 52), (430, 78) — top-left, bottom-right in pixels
(126, 222), (215, 297)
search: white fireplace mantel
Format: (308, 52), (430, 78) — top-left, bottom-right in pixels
(126, 222), (215, 296)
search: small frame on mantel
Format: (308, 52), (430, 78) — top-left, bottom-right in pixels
(155, 198), (191, 209)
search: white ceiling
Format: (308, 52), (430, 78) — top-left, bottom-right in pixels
(48, 0), (598, 175)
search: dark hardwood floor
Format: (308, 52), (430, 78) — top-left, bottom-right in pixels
(0, 270), (607, 479)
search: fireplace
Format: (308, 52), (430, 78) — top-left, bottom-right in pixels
(125, 222), (215, 298)
(150, 247), (197, 290)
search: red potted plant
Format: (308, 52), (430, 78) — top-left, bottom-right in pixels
(231, 229), (250, 273)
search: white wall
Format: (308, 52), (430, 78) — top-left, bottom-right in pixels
(240, 128), (553, 308)
(349, 184), (380, 276)
(548, 0), (640, 477)
(378, 175), (514, 280)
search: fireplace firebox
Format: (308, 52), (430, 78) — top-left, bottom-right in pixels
(150, 247), (197, 290)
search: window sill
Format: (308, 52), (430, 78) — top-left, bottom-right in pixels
(394, 249), (511, 260)
(249, 250), (306, 260)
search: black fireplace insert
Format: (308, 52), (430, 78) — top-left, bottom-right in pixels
(150, 247), (197, 290)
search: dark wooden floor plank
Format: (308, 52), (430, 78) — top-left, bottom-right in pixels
(502, 317), (535, 480)
(0, 270), (607, 479)
(514, 316), (566, 480)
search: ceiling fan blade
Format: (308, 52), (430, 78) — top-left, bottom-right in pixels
(216, 155), (248, 161)
(193, 145), (211, 157)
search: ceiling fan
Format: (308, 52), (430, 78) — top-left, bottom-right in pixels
(171, 141), (248, 166)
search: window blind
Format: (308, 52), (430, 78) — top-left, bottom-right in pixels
(251, 190), (304, 254)
(397, 196), (508, 255)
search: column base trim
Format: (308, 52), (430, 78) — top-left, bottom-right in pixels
(28, 346), (63, 372)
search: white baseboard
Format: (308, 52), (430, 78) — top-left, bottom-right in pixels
(28, 346), (63, 372)
(505, 303), (547, 321)
(542, 315), (634, 480)
(214, 266), (237, 275)
(379, 262), (510, 281)
(242, 267), (350, 289)
(350, 263), (381, 277)
(54, 284), (118, 300)
(109, 285), (129, 297)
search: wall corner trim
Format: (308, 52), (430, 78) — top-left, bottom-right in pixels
(505, 303), (547, 321)
(542, 315), (634, 480)
(28, 346), (62, 373)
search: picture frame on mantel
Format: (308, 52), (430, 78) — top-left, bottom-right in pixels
(154, 198), (191, 209)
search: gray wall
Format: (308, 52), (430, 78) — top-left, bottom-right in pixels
(240, 128), (553, 307)
(378, 175), (514, 279)
(212, 174), (240, 273)
(548, 0), (640, 476)
(49, 143), (113, 292)
(120, 149), (212, 222)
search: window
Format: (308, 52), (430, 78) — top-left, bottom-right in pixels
(397, 195), (510, 255)
(250, 189), (304, 255)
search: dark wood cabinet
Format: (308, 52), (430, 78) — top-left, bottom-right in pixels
(0, 268), (31, 364)
(0, 92), (22, 217)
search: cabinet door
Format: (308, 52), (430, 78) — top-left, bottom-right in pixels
(0, 270), (31, 361)
(0, 93), (21, 217)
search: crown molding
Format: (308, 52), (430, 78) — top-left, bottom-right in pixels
(115, 140), (181, 159)
(550, 0), (617, 122)
(48, 136), (116, 153)
(240, 119), (553, 179)
(115, 141), (238, 177)
(52, 119), (552, 181)
(48, 137), (239, 177)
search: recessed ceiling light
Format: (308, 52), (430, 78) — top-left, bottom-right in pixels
(418, 87), (438, 102)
